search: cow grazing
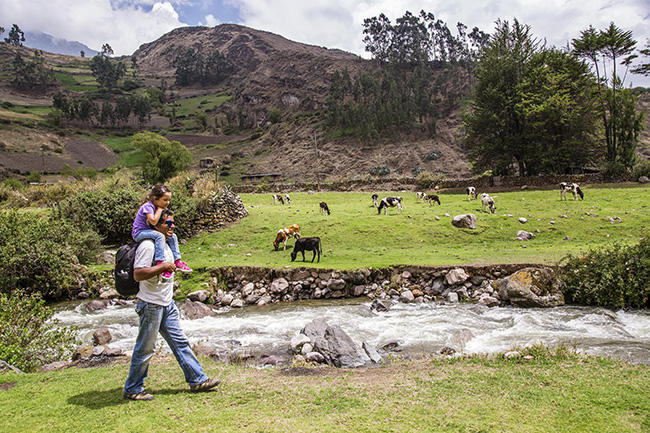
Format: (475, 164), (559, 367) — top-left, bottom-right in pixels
(290, 237), (322, 263)
(378, 196), (403, 215)
(273, 224), (301, 251)
(272, 194), (284, 205)
(560, 182), (584, 201)
(372, 193), (379, 208)
(467, 186), (478, 201)
(481, 193), (496, 214)
(284, 194), (291, 204)
(416, 192), (427, 203)
(320, 201), (331, 215)
(425, 194), (441, 206)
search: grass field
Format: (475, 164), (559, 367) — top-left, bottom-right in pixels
(1, 351), (649, 433)
(179, 184), (650, 271)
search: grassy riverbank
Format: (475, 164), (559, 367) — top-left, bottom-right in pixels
(178, 184), (650, 271)
(1, 348), (649, 432)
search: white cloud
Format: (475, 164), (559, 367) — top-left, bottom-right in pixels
(0, 1), (187, 55)
(201, 14), (221, 27)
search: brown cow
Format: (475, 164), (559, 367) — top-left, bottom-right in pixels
(273, 224), (301, 251)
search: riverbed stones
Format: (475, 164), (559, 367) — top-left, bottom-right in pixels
(92, 328), (112, 346)
(84, 300), (107, 312)
(497, 267), (564, 308)
(300, 318), (370, 368)
(179, 299), (216, 319)
(445, 268), (469, 286)
(271, 278), (289, 294)
(187, 290), (210, 302)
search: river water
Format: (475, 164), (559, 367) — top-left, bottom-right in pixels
(52, 299), (650, 365)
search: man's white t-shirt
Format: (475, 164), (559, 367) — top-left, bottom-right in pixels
(134, 239), (174, 306)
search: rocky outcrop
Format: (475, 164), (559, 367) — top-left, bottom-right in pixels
(497, 267), (564, 308)
(452, 214), (477, 229)
(296, 318), (372, 368)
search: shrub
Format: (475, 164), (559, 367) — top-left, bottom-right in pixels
(423, 149), (442, 161)
(557, 239), (650, 309)
(59, 186), (142, 244)
(601, 161), (628, 180)
(369, 166), (390, 177)
(415, 171), (446, 189)
(631, 159), (650, 180)
(0, 211), (90, 299)
(0, 291), (78, 372)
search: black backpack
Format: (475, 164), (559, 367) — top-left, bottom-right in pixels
(114, 241), (143, 297)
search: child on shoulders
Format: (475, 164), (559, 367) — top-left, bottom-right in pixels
(132, 184), (192, 279)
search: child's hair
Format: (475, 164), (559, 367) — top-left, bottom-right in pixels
(143, 184), (170, 204)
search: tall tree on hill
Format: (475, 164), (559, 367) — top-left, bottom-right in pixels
(5, 24), (25, 47)
(573, 23), (643, 170)
(89, 54), (126, 90)
(465, 19), (539, 176)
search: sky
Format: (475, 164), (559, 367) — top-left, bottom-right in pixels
(2, 0), (650, 87)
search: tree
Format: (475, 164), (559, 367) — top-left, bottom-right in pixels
(5, 24), (25, 46)
(101, 43), (114, 57)
(11, 51), (55, 89)
(131, 132), (192, 184)
(80, 50), (85, 58)
(89, 54), (126, 90)
(631, 40), (650, 76)
(465, 19), (539, 176)
(572, 23), (642, 169)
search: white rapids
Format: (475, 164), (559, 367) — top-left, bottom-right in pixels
(51, 299), (650, 364)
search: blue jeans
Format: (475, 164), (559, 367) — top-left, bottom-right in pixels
(123, 300), (208, 395)
(134, 230), (182, 262)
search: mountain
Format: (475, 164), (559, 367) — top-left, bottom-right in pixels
(24, 31), (98, 57)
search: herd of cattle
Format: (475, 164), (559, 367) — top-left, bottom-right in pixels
(271, 182), (584, 262)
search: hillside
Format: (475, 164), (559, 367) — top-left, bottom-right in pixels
(0, 24), (648, 183)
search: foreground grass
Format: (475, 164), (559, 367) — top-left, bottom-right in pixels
(180, 184), (650, 271)
(1, 354), (649, 432)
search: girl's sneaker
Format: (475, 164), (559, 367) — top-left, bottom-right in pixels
(157, 261), (173, 280)
(175, 260), (193, 274)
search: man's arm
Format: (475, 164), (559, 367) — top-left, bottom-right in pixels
(134, 262), (176, 282)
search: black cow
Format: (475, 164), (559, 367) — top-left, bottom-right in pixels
(290, 237), (322, 262)
(319, 201), (331, 215)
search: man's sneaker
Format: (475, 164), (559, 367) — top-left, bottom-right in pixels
(124, 390), (154, 401)
(157, 260), (173, 280)
(190, 378), (221, 393)
(175, 260), (193, 274)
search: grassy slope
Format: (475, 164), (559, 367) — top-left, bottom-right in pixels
(1, 354), (649, 432)
(178, 184), (650, 272)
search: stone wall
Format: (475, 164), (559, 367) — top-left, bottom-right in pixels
(200, 263), (556, 309)
(184, 188), (249, 237)
(231, 172), (621, 194)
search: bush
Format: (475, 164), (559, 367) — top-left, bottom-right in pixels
(0, 291), (78, 372)
(59, 186), (142, 244)
(369, 166), (390, 177)
(602, 161), (628, 179)
(423, 149), (442, 161)
(557, 239), (650, 309)
(0, 211), (91, 299)
(631, 159), (650, 180)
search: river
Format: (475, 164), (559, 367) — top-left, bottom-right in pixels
(52, 299), (650, 365)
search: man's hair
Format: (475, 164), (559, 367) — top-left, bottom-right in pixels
(156, 209), (174, 226)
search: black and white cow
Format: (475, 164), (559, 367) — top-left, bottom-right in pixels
(284, 194), (291, 204)
(290, 237), (322, 263)
(372, 193), (379, 208)
(480, 193), (496, 214)
(560, 182), (584, 201)
(425, 194), (441, 206)
(466, 186), (478, 201)
(377, 196), (403, 215)
(416, 192), (427, 203)
(272, 194), (284, 205)
(319, 201), (331, 215)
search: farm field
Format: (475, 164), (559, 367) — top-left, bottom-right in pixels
(179, 183), (650, 271)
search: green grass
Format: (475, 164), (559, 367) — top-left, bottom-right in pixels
(1, 354), (649, 432)
(179, 184), (650, 271)
(100, 135), (145, 167)
(168, 92), (232, 119)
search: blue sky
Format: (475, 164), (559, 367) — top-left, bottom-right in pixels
(2, 1), (649, 86)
